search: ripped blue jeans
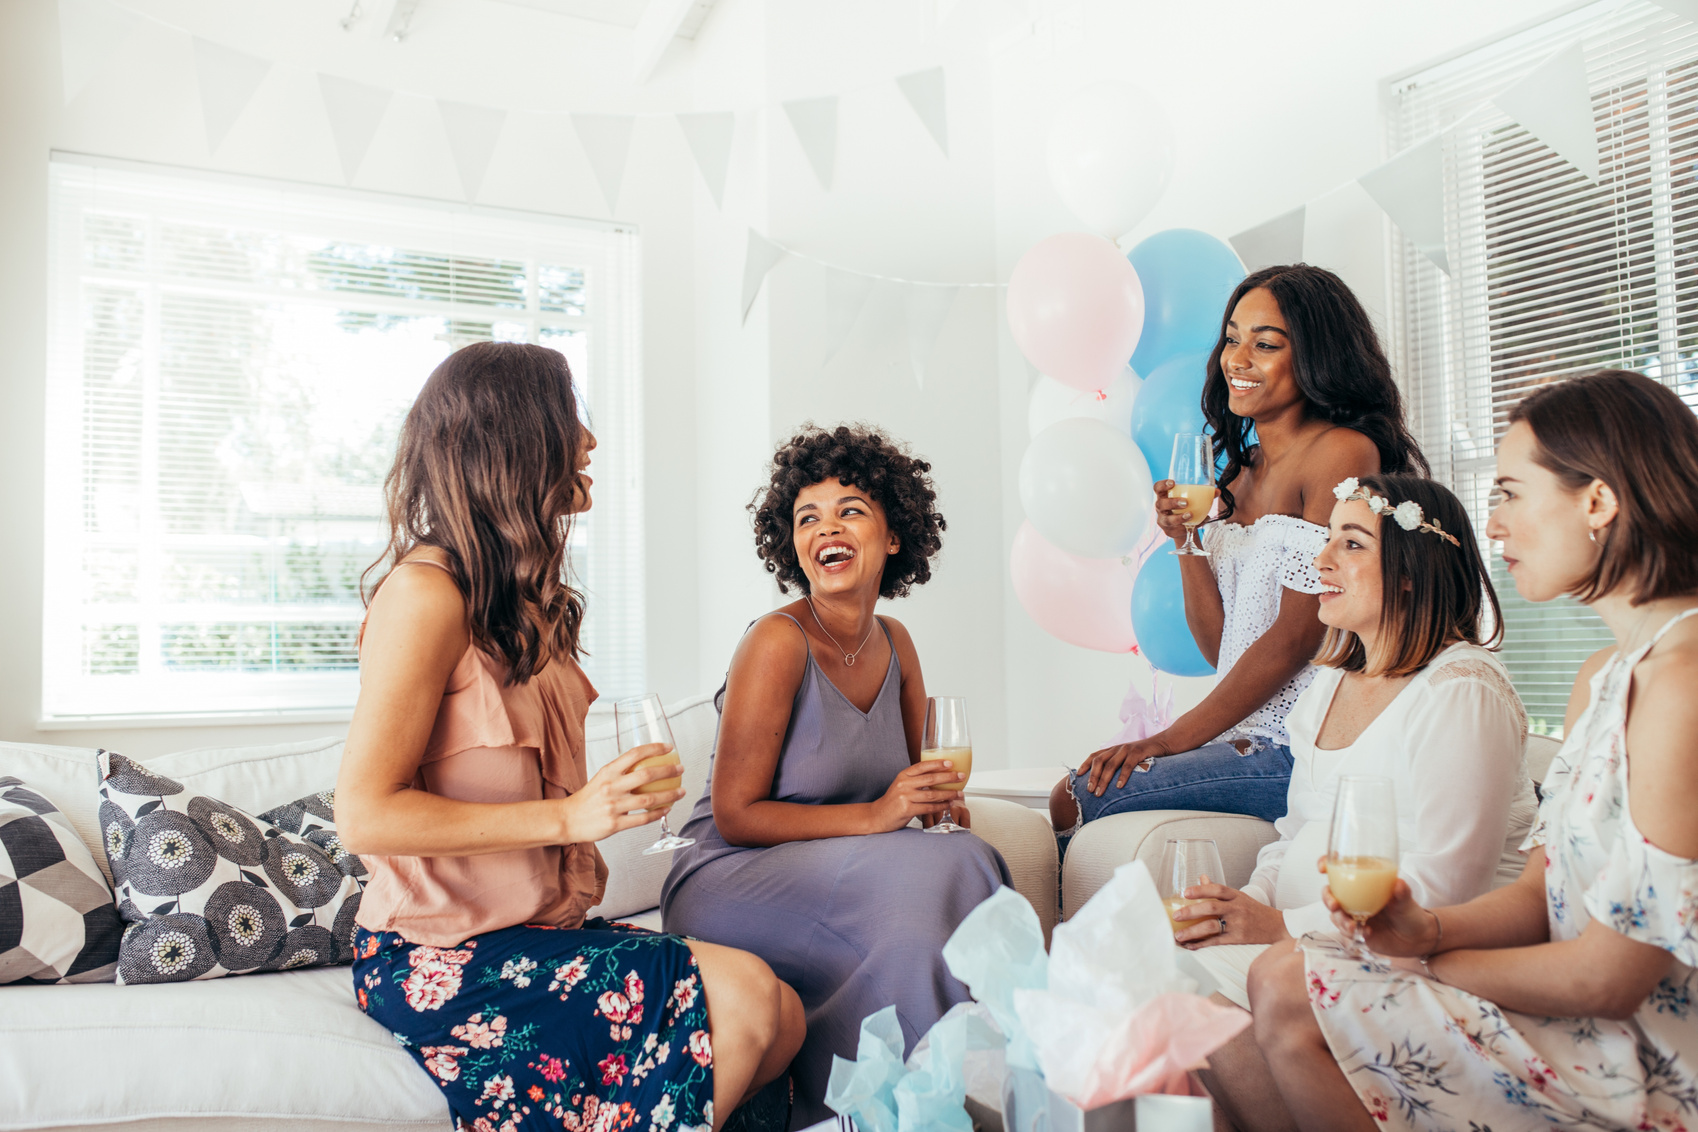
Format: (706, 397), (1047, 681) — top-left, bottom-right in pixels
(1069, 740), (1293, 827)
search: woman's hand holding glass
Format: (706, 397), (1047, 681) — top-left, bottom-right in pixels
(873, 760), (964, 832)
(1171, 882), (1292, 948)
(1317, 862), (1442, 958)
(559, 744), (687, 844)
(1152, 479), (1198, 545)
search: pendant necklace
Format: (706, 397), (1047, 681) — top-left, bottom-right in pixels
(806, 596), (877, 667)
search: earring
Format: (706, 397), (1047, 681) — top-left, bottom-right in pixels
(1588, 529), (1598, 544)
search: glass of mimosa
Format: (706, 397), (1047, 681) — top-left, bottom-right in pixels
(1326, 775), (1399, 961)
(921, 696), (971, 834)
(1168, 433), (1217, 557)
(614, 693), (695, 856)
(1159, 838), (1225, 939)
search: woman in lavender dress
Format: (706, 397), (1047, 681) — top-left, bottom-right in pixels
(662, 426), (1012, 1127)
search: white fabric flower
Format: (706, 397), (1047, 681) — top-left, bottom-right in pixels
(1333, 477), (1359, 501)
(1393, 500), (1424, 530)
(1366, 495), (1389, 515)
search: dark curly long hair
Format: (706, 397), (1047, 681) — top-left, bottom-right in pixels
(750, 424), (946, 598)
(1203, 264), (1427, 521)
(363, 342), (588, 683)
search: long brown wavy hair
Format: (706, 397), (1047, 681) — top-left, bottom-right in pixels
(363, 341), (588, 683)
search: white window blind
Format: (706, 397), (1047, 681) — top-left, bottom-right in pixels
(1388, 1), (1698, 733)
(44, 158), (645, 724)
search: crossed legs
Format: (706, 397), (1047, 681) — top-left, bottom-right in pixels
(689, 940), (806, 1131)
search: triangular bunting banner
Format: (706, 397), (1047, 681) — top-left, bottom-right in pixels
(1229, 206), (1306, 273)
(676, 112), (735, 209)
(572, 114), (637, 213)
(57, 0), (146, 105)
(783, 96), (839, 190)
(438, 100), (507, 200)
(905, 284), (958, 389)
(896, 68), (949, 156)
(318, 74), (392, 183)
(741, 230), (787, 325)
(1493, 42), (1598, 181)
(1649, 0), (1698, 22)
(822, 268), (875, 368)
(1358, 134), (1450, 274)
(192, 37), (272, 153)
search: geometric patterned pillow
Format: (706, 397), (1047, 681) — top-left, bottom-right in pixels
(0, 776), (123, 984)
(98, 751), (367, 985)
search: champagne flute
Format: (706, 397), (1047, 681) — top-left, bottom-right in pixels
(1168, 433), (1217, 557)
(921, 696), (972, 835)
(1158, 838), (1225, 939)
(613, 693), (695, 856)
(1326, 775), (1400, 962)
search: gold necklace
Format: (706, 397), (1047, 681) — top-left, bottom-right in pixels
(806, 596), (878, 667)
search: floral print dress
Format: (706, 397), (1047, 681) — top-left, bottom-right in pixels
(1301, 608), (1698, 1132)
(354, 920), (714, 1132)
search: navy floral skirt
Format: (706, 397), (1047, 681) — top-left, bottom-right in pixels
(354, 919), (715, 1132)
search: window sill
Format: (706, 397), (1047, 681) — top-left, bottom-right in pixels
(36, 708), (355, 731)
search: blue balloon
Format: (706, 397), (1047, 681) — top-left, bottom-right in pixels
(1130, 351), (1210, 481)
(1132, 551), (1215, 677)
(1127, 229), (1245, 376)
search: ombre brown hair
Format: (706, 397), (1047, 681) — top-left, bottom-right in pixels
(1315, 474), (1502, 677)
(1508, 369), (1698, 605)
(363, 341), (588, 683)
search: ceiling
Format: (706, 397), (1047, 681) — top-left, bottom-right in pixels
(483, 0), (650, 28)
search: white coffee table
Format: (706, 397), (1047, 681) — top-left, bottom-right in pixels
(964, 766), (1069, 811)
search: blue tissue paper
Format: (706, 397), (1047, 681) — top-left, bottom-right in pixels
(940, 886), (1048, 1070)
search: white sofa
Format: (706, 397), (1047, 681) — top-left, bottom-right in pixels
(0, 693), (1059, 1132)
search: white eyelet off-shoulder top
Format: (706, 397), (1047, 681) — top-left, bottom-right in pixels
(1199, 513), (1331, 747)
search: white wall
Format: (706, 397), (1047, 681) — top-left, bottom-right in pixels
(0, 0), (1572, 765)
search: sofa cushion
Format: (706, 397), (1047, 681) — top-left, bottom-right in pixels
(0, 965), (447, 1130)
(100, 753), (366, 984)
(0, 777), (122, 984)
(1062, 810), (1279, 921)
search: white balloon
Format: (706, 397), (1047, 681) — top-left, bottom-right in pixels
(1019, 417), (1155, 559)
(1027, 367), (1142, 440)
(1047, 82), (1176, 240)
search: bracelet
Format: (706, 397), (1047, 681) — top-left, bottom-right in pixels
(1417, 909), (1443, 979)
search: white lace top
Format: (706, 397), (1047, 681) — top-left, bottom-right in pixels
(1242, 642), (1536, 938)
(1200, 514), (1332, 746)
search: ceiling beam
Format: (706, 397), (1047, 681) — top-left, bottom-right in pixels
(631, 0), (709, 83)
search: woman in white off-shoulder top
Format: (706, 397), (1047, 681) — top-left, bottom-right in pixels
(1166, 475), (1535, 1011)
(1053, 265), (1428, 833)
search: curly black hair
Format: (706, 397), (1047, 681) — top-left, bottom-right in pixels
(750, 424), (946, 598)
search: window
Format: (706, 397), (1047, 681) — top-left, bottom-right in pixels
(1388, 1), (1698, 733)
(44, 158), (645, 724)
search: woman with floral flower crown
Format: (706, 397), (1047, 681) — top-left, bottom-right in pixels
(334, 343), (804, 1132)
(1213, 370), (1698, 1132)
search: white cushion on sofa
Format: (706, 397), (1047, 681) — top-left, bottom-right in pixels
(0, 964), (447, 1131)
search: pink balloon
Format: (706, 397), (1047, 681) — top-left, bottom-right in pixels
(1010, 520), (1137, 653)
(1007, 233), (1145, 392)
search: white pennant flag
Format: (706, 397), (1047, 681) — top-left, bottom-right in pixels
(1494, 42), (1598, 181)
(1229, 206), (1306, 273)
(438, 101), (507, 200)
(193, 38), (272, 153)
(572, 115), (637, 213)
(677, 112), (735, 209)
(896, 68), (949, 156)
(318, 74), (392, 184)
(1649, 0), (1698, 22)
(57, 0), (146, 104)
(822, 268), (875, 368)
(905, 284), (959, 389)
(741, 230), (787, 325)
(783, 96), (839, 190)
(1358, 134), (1450, 274)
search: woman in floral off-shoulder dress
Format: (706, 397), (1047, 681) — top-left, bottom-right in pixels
(335, 343), (804, 1132)
(1208, 369), (1698, 1132)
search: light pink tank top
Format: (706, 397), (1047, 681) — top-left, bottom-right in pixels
(354, 561), (608, 946)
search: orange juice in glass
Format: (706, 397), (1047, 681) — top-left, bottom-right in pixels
(1326, 776), (1399, 961)
(1158, 838), (1224, 939)
(920, 747), (972, 793)
(633, 749), (683, 802)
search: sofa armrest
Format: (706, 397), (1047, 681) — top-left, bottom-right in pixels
(1062, 810), (1278, 921)
(969, 797), (1059, 944)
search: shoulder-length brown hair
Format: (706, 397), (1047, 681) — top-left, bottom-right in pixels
(1508, 369), (1698, 606)
(1316, 474), (1502, 678)
(363, 341), (588, 683)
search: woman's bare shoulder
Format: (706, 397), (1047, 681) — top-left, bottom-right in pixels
(362, 557), (470, 669)
(1626, 629), (1698, 858)
(730, 610), (811, 669)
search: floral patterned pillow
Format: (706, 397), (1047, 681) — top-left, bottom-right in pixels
(97, 751), (366, 985)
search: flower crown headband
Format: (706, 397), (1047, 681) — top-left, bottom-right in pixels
(1332, 478), (1461, 548)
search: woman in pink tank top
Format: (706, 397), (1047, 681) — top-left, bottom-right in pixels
(336, 342), (803, 1132)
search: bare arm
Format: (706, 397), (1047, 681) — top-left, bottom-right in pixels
(334, 562), (681, 857)
(710, 616), (959, 847)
